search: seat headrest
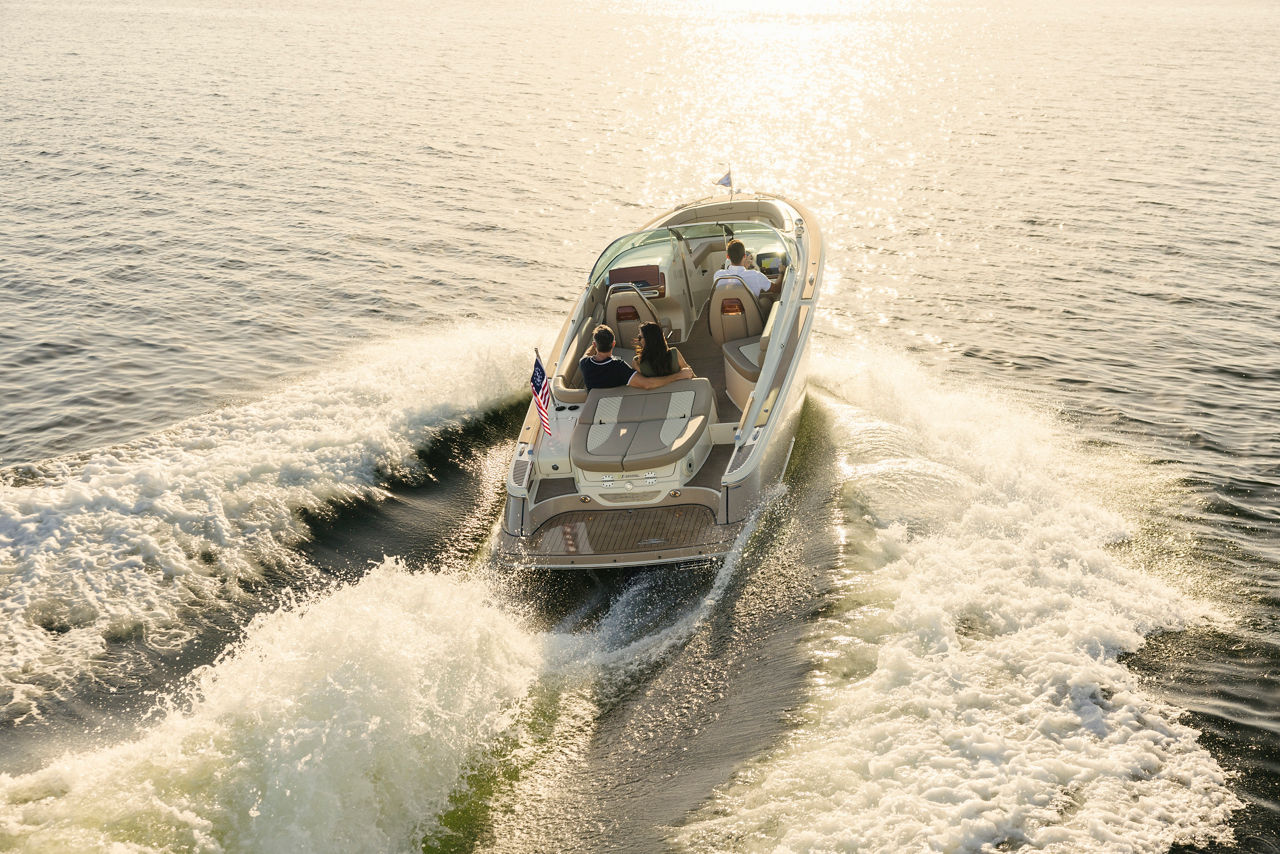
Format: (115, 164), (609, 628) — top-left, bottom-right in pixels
(605, 288), (661, 348)
(709, 276), (765, 346)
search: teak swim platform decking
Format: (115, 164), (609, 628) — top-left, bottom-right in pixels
(496, 194), (824, 570)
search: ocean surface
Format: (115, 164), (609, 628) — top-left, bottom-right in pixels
(2, 0), (1278, 850)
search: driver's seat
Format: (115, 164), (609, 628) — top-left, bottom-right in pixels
(708, 276), (766, 346)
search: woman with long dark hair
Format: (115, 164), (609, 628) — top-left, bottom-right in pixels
(633, 321), (693, 379)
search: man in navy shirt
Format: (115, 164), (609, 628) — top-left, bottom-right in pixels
(579, 325), (692, 390)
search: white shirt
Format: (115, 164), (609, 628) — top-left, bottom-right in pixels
(714, 264), (773, 297)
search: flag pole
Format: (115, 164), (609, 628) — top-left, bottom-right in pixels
(530, 347), (553, 437)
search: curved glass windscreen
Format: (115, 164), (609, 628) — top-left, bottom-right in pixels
(588, 222), (791, 286)
(589, 229), (677, 285)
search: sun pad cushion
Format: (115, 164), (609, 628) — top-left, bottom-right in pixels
(570, 379), (713, 473)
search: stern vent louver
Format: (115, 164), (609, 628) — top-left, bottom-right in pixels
(512, 459), (532, 487)
(597, 490), (663, 504)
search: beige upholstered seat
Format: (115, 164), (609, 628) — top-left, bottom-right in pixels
(551, 375), (588, 404)
(710, 278), (770, 410)
(708, 276), (766, 346)
(551, 323), (598, 404)
(604, 285), (663, 350)
(551, 323), (635, 404)
(723, 335), (763, 382)
(570, 379), (714, 473)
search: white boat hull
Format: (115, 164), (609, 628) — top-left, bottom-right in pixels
(496, 194), (824, 569)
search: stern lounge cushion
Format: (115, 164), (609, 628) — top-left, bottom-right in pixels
(570, 379), (713, 473)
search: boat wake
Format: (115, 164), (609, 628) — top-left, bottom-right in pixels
(674, 339), (1241, 852)
(0, 323), (537, 727)
(0, 491), (770, 854)
(0, 330), (1244, 854)
(0, 561), (542, 852)
(548, 490), (777, 675)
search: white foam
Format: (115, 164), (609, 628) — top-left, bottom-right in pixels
(0, 559), (543, 852)
(0, 321), (543, 721)
(549, 491), (778, 680)
(675, 340), (1240, 852)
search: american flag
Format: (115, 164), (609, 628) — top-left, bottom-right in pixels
(530, 354), (552, 436)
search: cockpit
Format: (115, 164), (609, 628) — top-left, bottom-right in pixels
(551, 221), (799, 430)
(585, 222), (796, 346)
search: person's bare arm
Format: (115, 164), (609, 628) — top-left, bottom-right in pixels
(767, 263), (786, 296)
(627, 372), (659, 389)
(628, 367), (693, 390)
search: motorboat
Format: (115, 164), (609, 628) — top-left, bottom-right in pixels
(495, 194), (823, 569)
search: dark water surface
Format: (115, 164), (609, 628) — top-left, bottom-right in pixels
(2, 0), (1278, 850)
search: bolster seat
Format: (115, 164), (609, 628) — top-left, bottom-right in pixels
(709, 276), (766, 346)
(570, 379), (713, 473)
(604, 285), (663, 350)
(723, 335), (763, 383)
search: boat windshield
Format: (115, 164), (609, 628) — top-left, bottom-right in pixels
(670, 222), (772, 241)
(588, 229), (675, 286)
(588, 222), (791, 286)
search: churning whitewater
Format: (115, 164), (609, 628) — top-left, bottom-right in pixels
(678, 345), (1240, 852)
(0, 334), (1242, 853)
(0, 562), (543, 852)
(3, 0), (1277, 846)
(0, 324), (535, 727)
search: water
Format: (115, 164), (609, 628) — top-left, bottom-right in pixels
(2, 0), (1278, 850)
